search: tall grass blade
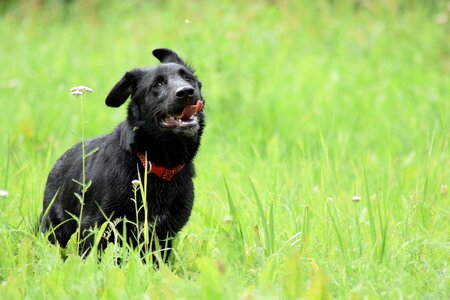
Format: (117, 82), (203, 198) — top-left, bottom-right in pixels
(379, 218), (389, 263)
(325, 199), (347, 260)
(300, 205), (309, 252)
(362, 160), (377, 248)
(250, 178), (272, 256)
(223, 177), (244, 245)
(3, 134), (10, 189)
(269, 201), (275, 254)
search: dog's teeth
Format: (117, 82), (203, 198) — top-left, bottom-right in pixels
(161, 114), (199, 128)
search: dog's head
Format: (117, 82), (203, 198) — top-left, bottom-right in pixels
(105, 49), (205, 138)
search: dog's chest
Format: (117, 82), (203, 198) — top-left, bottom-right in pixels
(127, 179), (181, 217)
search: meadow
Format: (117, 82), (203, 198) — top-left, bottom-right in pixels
(0, 0), (448, 298)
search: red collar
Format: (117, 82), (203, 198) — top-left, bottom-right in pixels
(136, 152), (185, 181)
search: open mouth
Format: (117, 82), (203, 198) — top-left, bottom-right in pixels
(160, 100), (204, 128)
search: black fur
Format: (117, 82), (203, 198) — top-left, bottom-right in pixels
(40, 49), (205, 259)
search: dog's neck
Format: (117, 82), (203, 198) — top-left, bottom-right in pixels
(117, 121), (202, 168)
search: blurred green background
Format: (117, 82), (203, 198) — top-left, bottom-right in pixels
(0, 0), (448, 299)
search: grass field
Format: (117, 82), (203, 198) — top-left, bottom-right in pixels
(0, 0), (449, 298)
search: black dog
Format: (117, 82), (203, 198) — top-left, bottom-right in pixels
(40, 49), (205, 259)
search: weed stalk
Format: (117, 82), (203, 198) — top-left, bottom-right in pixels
(70, 86), (93, 254)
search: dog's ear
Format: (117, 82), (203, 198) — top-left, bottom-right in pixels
(152, 48), (185, 65)
(105, 69), (144, 107)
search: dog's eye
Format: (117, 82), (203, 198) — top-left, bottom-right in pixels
(152, 81), (163, 88)
(183, 75), (193, 82)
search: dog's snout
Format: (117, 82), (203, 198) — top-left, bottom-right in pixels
(175, 86), (195, 99)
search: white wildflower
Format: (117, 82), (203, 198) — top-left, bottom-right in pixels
(352, 195), (361, 202)
(0, 190), (9, 198)
(132, 179), (140, 188)
(223, 215), (233, 224)
(70, 86), (94, 96)
(441, 184), (448, 197)
(71, 90), (83, 96)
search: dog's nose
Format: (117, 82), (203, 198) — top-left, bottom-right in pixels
(175, 86), (195, 99)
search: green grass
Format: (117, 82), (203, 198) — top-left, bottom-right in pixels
(0, 0), (449, 298)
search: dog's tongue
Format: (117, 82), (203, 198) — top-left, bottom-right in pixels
(176, 100), (204, 120)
